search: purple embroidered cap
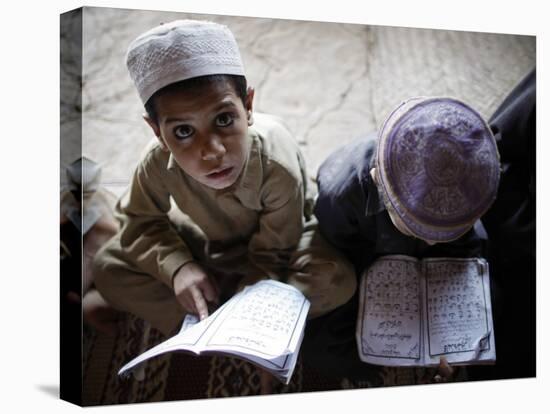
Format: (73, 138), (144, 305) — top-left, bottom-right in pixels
(377, 97), (500, 242)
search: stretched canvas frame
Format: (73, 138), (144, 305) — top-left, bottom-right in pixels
(60, 5), (536, 407)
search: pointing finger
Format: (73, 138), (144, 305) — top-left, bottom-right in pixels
(190, 285), (209, 320)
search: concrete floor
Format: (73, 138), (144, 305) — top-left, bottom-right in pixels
(61, 6), (535, 196)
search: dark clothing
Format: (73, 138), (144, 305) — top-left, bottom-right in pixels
(483, 69), (536, 260)
(473, 68), (536, 380)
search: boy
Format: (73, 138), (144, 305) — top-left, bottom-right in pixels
(93, 20), (356, 340)
(303, 97), (500, 380)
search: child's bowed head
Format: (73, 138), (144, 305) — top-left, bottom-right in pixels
(372, 97), (500, 244)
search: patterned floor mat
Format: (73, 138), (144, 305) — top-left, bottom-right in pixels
(82, 314), (467, 406)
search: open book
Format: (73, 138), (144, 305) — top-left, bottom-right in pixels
(118, 280), (310, 384)
(356, 255), (495, 367)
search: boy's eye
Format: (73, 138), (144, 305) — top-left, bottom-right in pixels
(215, 113), (234, 127)
(174, 125), (194, 140)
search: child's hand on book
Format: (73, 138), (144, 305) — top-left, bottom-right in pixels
(419, 357), (456, 384)
(433, 357), (455, 383)
(173, 262), (219, 320)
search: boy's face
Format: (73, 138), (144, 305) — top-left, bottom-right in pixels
(145, 80), (254, 190)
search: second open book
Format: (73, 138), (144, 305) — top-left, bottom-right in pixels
(357, 255), (496, 367)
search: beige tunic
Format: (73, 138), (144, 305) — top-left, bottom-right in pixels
(94, 114), (355, 335)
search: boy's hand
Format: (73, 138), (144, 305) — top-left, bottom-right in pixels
(419, 357), (456, 384)
(173, 262), (219, 320)
(433, 357), (455, 382)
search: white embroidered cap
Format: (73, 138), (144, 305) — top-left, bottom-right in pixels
(126, 19), (245, 104)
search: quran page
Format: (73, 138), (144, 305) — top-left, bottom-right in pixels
(118, 280), (310, 381)
(201, 280), (310, 359)
(422, 258), (495, 365)
(357, 255), (424, 366)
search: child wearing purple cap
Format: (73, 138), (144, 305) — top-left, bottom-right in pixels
(303, 96), (500, 380)
(316, 96), (499, 272)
